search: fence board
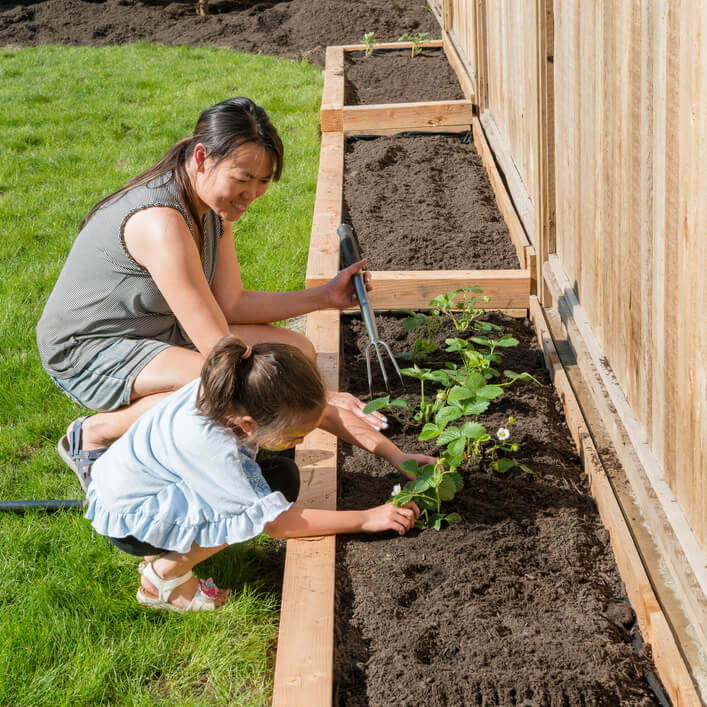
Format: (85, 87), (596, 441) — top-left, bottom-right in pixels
(553, 0), (707, 552)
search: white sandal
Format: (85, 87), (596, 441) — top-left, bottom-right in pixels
(136, 562), (225, 613)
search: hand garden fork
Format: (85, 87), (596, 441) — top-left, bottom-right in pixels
(337, 223), (405, 397)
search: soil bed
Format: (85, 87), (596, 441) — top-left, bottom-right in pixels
(343, 133), (521, 271)
(344, 48), (464, 105)
(0, 0), (437, 66)
(334, 312), (664, 706)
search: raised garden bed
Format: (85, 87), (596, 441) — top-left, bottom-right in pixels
(272, 301), (698, 706)
(321, 40), (475, 134)
(306, 117), (534, 313)
(334, 309), (665, 705)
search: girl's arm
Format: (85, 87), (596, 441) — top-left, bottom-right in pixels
(319, 402), (437, 477)
(263, 502), (419, 539)
(210, 223), (369, 324)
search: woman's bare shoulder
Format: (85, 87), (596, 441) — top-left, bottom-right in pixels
(123, 206), (195, 267)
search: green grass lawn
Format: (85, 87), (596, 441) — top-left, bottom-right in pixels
(0, 44), (322, 705)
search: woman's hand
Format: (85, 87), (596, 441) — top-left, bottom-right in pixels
(361, 501), (420, 535)
(323, 259), (372, 309)
(327, 391), (388, 431)
(389, 452), (439, 479)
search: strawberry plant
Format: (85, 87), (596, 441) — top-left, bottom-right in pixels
(397, 31), (430, 57)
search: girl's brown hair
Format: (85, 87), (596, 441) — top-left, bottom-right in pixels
(198, 334), (326, 441)
(80, 97), (284, 257)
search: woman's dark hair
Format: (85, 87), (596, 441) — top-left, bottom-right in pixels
(198, 334), (326, 442)
(80, 97), (284, 256)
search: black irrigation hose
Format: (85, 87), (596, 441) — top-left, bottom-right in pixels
(0, 499), (85, 514)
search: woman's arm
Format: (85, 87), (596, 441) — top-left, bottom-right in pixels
(210, 222), (369, 324)
(263, 502), (419, 539)
(123, 208), (230, 355)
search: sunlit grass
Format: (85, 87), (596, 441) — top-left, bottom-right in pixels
(0, 43), (322, 705)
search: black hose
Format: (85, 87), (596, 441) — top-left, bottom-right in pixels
(0, 499), (85, 514)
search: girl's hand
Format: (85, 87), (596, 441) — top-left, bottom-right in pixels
(389, 452), (439, 479)
(361, 502), (420, 535)
(323, 259), (372, 309)
(327, 391), (388, 431)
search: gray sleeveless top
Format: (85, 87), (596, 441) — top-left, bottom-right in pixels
(36, 173), (224, 378)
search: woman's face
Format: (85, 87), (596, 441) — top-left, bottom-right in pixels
(195, 142), (274, 222)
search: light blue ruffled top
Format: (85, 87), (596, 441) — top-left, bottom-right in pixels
(84, 378), (292, 553)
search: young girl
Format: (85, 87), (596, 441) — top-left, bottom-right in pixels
(85, 335), (422, 612)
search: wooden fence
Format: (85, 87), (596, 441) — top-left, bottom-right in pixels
(437, 0), (706, 677)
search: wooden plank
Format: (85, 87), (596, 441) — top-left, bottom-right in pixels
(340, 100), (474, 132)
(306, 132), (343, 288)
(340, 40), (443, 52)
(479, 110), (535, 246)
(343, 124), (471, 137)
(471, 117), (531, 269)
(533, 0), (555, 303)
(272, 310), (340, 707)
(321, 46), (344, 132)
(529, 297), (701, 707)
(308, 269), (529, 311)
(442, 28), (475, 101)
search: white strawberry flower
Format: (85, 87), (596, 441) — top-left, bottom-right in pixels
(391, 484), (402, 496)
(496, 427), (510, 441)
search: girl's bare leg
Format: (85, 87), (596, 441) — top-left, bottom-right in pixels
(140, 543), (230, 610)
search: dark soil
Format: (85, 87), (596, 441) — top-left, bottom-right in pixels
(344, 133), (521, 271)
(345, 47), (464, 105)
(0, 0), (438, 66)
(335, 313), (664, 706)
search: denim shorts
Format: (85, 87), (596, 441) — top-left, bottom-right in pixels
(50, 338), (171, 412)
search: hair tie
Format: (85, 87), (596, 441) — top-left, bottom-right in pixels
(241, 345), (252, 360)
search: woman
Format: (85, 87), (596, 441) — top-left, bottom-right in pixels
(37, 97), (392, 488)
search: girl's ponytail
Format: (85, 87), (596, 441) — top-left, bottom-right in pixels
(198, 334), (326, 438)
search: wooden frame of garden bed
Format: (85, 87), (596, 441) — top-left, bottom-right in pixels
(321, 40), (476, 134)
(305, 116), (535, 315)
(272, 300), (700, 706)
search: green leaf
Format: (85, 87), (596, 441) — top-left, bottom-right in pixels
(437, 473), (458, 501)
(442, 451), (464, 470)
(448, 471), (464, 491)
(447, 386), (475, 404)
(431, 515), (443, 531)
(437, 426), (461, 445)
(408, 475), (434, 493)
(504, 370), (542, 385)
(476, 321), (502, 332)
(418, 496), (438, 511)
(470, 336), (491, 347)
(495, 335), (519, 348)
(444, 512), (463, 524)
(400, 459), (420, 476)
(435, 406), (463, 425)
(363, 396), (390, 414)
(461, 421), (486, 440)
(477, 385), (504, 400)
(419, 423), (442, 441)
(402, 311), (428, 330)
(401, 365), (430, 381)
(426, 369), (451, 385)
(463, 399), (489, 416)
(447, 437), (466, 458)
(493, 457), (517, 474)
(390, 398), (409, 408)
